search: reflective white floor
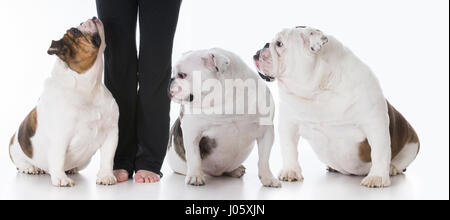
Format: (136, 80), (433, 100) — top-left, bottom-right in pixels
(1, 139), (448, 200)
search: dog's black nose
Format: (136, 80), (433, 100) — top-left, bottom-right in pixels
(253, 50), (261, 61)
(167, 78), (175, 99)
(264, 43), (270, 49)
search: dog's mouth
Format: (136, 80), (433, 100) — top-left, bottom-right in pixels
(168, 80), (194, 103)
(92, 33), (101, 48)
(170, 94), (194, 103)
(78, 17), (102, 47)
(254, 49), (276, 82)
(253, 50), (261, 62)
(187, 94), (194, 102)
(258, 72), (275, 82)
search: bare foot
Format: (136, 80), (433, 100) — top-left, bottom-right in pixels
(113, 169), (129, 183)
(134, 170), (161, 183)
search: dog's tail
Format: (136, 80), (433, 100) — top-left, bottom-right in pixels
(168, 117), (182, 149)
(167, 117), (186, 161)
(168, 107), (184, 150)
(168, 118), (178, 150)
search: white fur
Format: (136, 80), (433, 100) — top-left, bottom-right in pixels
(255, 27), (417, 188)
(168, 48), (281, 187)
(10, 18), (119, 187)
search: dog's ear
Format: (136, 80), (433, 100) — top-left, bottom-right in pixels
(302, 28), (328, 54)
(202, 53), (231, 73)
(47, 40), (65, 56)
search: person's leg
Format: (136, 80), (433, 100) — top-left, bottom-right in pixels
(96, 0), (139, 181)
(135, 0), (182, 183)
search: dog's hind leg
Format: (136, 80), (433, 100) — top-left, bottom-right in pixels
(65, 168), (79, 175)
(13, 156), (45, 175)
(327, 166), (340, 173)
(10, 139), (45, 175)
(68, 159), (90, 174)
(390, 142), (419, 176)
(18, 165), (45, 175)
(224, 165), (246, 178)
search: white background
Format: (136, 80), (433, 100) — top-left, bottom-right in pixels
(0, 0), (448, 200)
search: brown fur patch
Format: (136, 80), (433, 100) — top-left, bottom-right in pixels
(199, 137), (217, 159)
(18, 108), (38, 159)
(168, 117), (217, 161)
(48, 28), (100, 74)
(359, 101), (420, 163)
(358, 139), (372, 163)
(9, 133), (15, 146)
(9, 133), (15, 163)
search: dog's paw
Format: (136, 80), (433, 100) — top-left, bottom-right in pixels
(225, 165), (246, 178)
(51, 175), (75, 187)
(260, 176), (282, 188)
(96, 173), (117, 186)
(389, 164), (404, 176)
(18, 166), (45, 175)
(361, 175), (391, 188)
(278, 167), (304, 182)
(66, 168), (79, 175)
(185, 174), (206, 186)
(327, 166), (340, 173)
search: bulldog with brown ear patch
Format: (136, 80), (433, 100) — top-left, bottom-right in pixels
(9, 18), (120, 187)
(254, 26), (420, 188)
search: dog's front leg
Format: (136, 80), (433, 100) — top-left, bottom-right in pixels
(183, 126), (206, 186)
(278, 110), (304, 182)
(96, 126), (118, 185)
(257, 126), (281, 188)
(48, 137), (74, 187)
(360, 114), (392, 188)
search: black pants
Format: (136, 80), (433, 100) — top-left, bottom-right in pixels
(96, 0), (181, 177)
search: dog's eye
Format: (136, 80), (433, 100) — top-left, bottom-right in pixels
(276, 41), (284, 47)
(71, 28), (82, 37)
(177, 72), (187, 79)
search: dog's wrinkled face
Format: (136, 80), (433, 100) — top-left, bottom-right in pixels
(47, 17), (104, 74)
(254, 26), (328, 81)
(169, 49), (231, 106)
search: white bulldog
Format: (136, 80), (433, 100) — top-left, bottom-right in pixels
(254, 26), (419, 188)
(9, 18), (119, 187)
(167, 48), (281, 187)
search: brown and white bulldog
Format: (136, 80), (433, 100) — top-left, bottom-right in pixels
(254, 26), (420, 188)
(9, 17), (120, 187)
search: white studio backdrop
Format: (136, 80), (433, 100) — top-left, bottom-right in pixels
(0, 0), (448, 200)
